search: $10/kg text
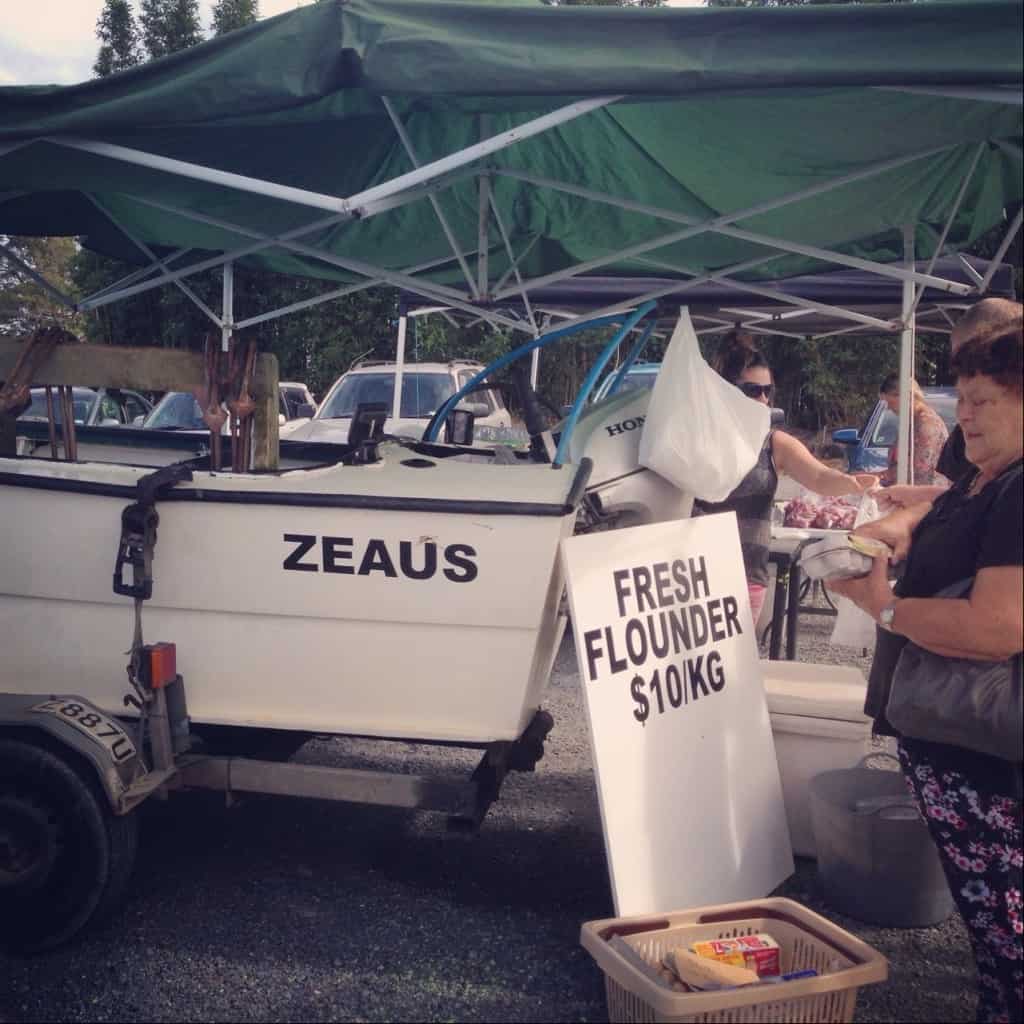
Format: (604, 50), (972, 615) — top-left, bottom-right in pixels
(630, 651), (725, 725)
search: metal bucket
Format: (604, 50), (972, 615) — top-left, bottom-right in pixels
(809, 755), (955, 928)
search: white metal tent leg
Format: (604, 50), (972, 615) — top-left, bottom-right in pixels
(393, 314), (407, 423)
(222, 262), (234, 352)
(897, 224), (916, 486)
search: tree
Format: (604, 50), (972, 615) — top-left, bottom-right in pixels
(93, 0), (141, 77)
(140, 0), (203, 60)
(211, 0), (260, 36)
(0, 237), (85, 337)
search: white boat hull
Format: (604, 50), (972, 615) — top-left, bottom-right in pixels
(0, 446), (577, 743)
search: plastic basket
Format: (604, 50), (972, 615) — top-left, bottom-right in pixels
(580, 897), (888, 1023)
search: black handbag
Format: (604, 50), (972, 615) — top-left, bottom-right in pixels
(885, 578), (1024, 763)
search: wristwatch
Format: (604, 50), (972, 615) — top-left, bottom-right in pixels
(878, 599), (900, 632)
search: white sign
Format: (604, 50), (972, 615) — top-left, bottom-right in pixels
(561, 513), (793, 916)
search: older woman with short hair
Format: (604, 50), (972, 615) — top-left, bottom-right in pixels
(830, 327), (1023, 1024)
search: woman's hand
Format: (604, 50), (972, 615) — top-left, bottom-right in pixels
(851, 502), (930, 563)
(827, 554), (892, 619)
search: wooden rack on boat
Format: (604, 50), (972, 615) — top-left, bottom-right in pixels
(0, 332), (281, 469)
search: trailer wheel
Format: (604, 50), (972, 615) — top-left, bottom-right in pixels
(0, 738), (132, 953)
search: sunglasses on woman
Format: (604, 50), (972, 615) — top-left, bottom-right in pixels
(738, 382), (774, 400)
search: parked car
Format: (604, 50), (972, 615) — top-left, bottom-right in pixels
(140, 384), (315, 432)
(17, 386), (152, 427)
(279, 381), (317, 420)
(832, 386), (958, 473)
(282, 359), (513, 443)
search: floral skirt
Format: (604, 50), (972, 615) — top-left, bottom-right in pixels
(899, 742), (1024, 1023)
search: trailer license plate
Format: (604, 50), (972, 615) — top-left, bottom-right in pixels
(31, 699), (137, 763)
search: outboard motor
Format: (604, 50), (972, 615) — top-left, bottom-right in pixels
(564, 389), (693, 532)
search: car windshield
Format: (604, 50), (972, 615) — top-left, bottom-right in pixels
(143, 392), (206, 430)
(868, 393), (958, 447)
(318, 372), (455, 420)
(18, 390), (95, 424)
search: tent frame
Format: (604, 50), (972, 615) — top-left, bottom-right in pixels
(3, 90), (1022, 483)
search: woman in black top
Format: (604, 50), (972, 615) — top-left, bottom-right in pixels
(831, 328), (1023, 1024)
(693, 333), (877, 626)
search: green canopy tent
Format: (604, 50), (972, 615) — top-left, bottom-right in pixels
(0, 0), (1021, 479)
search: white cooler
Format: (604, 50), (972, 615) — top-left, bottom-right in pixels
(760, 660), (896, 858)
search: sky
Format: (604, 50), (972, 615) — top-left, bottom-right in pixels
(0, 0), (702, 87)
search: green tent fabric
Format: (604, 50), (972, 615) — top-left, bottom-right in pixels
(0, 0), (1020, 297)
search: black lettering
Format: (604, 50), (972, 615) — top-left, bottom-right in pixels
(647, 612), (669, 659)
(283, 533), (318, 572)
(443, 543), (478, 582)
(665, 663), (683, 707)
(652, 562), (672, 607)
(625, 618), (647, 664)
(671, 559), (691, 603)
(707, 598), (727, 642)
(605, 422), (624, 438)
(707, 650), (725, 692)
(613, 568), (632, 618)
(650, 668), (665, 715)
(622, 418), (637, 431)
(688, 655), (710, 699)
(722, 595), (743, 636)
(633, 566), (656, 612)
(605, 625), (628, 674)
(400, 540), (437, 580)
(688, 603), (709, 647)
(322, 536), (354, 574)
(668, 606), (691, 653)
(689, 556), (710, 599)
(583, 628), (604, 682)
(358, 539), (398, 577)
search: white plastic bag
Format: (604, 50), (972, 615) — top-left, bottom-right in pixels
(829, 494), (882, 649)
(638, 309), (769, 502)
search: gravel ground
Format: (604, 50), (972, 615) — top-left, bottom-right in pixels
(0, 603), (977, 1024)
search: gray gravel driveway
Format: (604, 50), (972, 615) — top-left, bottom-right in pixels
(0, 613), (977, 1023)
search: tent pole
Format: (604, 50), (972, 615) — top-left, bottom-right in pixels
(978, 206), (1024, 293)
(222, 262), (234, 352)
(79, 197), (530, 331)
(80, 248), (191, 307)
(45, 95), (622, 219)
(477, 174), (491, 300)
(493, 157), (972, 300)
(493, 236), (540, 295)
(897, 224), (916, 486)
(381, 97), (479, 299)
(393, 315), (407, 423)
(233, 247), (478, 329)
(489, 192), (539, 337)
(78, 167), (481, 311)
(634, 255), (896, 331)
(911, 142), (985, 314)
(85, 193), (222, 328)
(0, 243), (77, 310)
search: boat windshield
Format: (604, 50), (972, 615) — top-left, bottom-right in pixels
(319, 372), (453, 420)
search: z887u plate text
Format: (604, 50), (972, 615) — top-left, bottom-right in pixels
(31, 699), (137, 763)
